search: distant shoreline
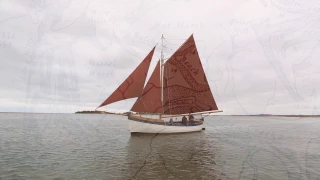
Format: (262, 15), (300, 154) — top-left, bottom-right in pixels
(74, 110), (128, 116)
(0, 112), (319, 117)
(75, 110), (112, 114)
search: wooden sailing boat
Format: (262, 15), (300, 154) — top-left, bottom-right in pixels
(96, 34), (223, 134)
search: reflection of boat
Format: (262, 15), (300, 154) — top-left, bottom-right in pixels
(124, 133), (219, 179)
(96, 34), (222, 134)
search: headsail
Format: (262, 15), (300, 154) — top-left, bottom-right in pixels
(162, 34), (219, 115)
(97, 46), (155, 108)
(130, 61), (162, 113)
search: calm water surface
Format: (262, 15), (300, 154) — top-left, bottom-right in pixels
(0, 113), (319, 179)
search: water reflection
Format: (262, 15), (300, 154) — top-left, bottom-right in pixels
(125, 132), (220, 179)
(1, 114), (320, 179)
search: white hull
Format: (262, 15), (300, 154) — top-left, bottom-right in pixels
(129, 119), (204, 134)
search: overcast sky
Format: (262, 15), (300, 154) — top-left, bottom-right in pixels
(0, 0), (320, 115)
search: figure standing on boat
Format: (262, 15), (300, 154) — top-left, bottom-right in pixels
(182, 116), (187, 124)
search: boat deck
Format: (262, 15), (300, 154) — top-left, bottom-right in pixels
(128, 114), (203, 127)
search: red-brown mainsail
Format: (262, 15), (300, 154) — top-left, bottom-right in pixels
(162, 35), (219, 115)
(130, 35), (218, 115)
(96, 34), (223, 134)
(130, 61), (162, 113)
(97, 46), (155, 108)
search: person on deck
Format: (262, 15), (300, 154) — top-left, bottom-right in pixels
(169, 118), (173, 125)
(188, 115), (194, 124)
(182, 116), (187, 124)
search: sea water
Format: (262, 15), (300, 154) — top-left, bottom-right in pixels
(0, 113), (319, 179)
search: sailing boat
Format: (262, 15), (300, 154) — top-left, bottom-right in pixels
(96, 34), (223, 134)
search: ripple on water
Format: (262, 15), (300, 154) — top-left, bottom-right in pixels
(0, 114), (319, 179)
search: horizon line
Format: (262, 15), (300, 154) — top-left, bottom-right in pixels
(0, 112), (319, 116)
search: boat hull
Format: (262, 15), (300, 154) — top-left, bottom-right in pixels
(128, 115), (204, 134)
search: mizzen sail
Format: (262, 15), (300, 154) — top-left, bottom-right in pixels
(162, 35), (219, 115)
(130, 60), (162, 113)
(97, 46), (155, 108)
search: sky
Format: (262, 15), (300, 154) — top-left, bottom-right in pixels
(0, 0), (320, 115)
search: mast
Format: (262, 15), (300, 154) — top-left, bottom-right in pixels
(162, 34), (221, 115)
(160, 34), (164, 120)
(131, 34), (222, 116)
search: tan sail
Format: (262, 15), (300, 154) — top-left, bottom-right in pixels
(97, 46), (155, 108)
(162, 34), (219, 115)
(130, 60), (162, 113)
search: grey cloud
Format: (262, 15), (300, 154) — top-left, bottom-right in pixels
(1, 0), (320, 114)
